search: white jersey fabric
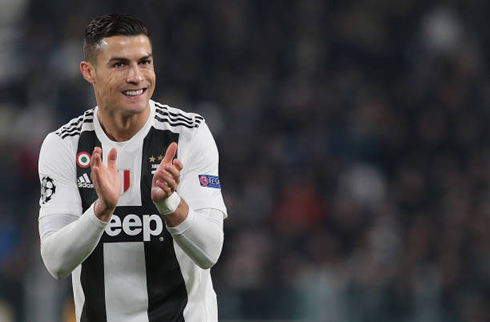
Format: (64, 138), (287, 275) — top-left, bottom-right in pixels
(38, 100), (227, 322)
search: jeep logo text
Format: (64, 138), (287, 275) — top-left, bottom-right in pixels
(105, 214), (163, 242)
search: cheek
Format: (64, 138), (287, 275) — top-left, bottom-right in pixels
(144, 69), (156, 82)
(101, 74), (122, 93)
(147, 73), (156, 92)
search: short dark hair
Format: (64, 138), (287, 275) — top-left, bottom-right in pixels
(83, 14), (150, 63)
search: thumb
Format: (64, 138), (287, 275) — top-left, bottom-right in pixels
(162, 142), (178, 164)
(107, 148), (118, 170)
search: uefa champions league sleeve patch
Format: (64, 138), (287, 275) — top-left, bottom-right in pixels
(41, 176), (56, 204)
(198, 175), (221, 188)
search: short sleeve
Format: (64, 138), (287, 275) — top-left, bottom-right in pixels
(38, 133), (82, 219)
(178, 122), (227, 218)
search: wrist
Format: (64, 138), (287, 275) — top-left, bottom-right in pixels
(94, 199), (115, 222)
(154, 192), (181, 215)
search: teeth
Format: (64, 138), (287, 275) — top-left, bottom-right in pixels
(123, 89), (144, 96)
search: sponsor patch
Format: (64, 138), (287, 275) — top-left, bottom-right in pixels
(77, 173), (94, 189)
(41, 176), (56, 204)
(199, 175), (221, 188)
(105, 213), (164, 242)
(77, 152), (91, 168)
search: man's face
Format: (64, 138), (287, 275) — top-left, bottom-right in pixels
(88, 35), (156, 115)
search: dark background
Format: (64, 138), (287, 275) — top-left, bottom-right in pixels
(1, 0), (490, 321)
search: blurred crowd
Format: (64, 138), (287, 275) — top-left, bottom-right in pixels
(1, 0), (490, 321)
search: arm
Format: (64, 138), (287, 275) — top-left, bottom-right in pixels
(38, 134), (120, 279)
(151, 122), (227, 269)
(167, 207), (224, 269)
(39, 206), (107, 280)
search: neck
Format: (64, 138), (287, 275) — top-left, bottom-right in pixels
(97, 105), (151, 142)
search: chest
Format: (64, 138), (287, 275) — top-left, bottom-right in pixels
(75, 128), (179, 211)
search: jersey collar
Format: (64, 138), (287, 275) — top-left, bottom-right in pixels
(93, 101), (156, 151)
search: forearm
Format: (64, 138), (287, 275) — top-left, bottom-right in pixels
(166, 207), (224, 269)
(39, 203), (107, 280)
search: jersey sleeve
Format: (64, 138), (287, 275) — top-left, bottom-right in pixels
(38, 133), (82, 219)
(178, 121), (228, 218)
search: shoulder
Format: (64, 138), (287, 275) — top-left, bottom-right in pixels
(40, 109), (95, 169)
(54, 109), (95, 140)
(39, 131), (76, 179)
(152, 101), (204, 131)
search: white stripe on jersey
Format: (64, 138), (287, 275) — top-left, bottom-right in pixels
(104, 242), (149, 321)
(72, 266), (85, 322)
(174, 244), (218, 321)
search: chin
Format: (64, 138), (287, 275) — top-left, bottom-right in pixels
(122, 99), (150, 114)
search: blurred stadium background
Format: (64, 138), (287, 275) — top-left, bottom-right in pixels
(1, 0), (490, 321)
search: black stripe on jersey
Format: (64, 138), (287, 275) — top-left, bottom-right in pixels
(141, 127), (188, 322)
(55, 118), (83, 136)
(58, 110), (94, 133)
(77, 130), (100, 212)
(60, 131), (88, 139)
(154, 115), (200, 129)
(80, 244), (106, 322)
(193, 114), (203, 125)
(154, 102), (203, 127)
(154, 104), (194, 121)
(76, 125), (187, 321)
(57, 110), (94, 138)
(58, 116), (93, 133)
(61, 115), (94, 130)
(154, 108), (194, 127)
(59, 121), (93, 139)
(77, 130), (106, 322)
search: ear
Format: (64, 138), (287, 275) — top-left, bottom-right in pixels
(80, 61), (96, 84)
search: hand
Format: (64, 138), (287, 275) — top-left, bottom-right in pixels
(91, 147), (121, 221)
(151, 142), (184, 203)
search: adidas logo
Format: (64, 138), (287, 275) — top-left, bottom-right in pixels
(78, 173), (94, 188)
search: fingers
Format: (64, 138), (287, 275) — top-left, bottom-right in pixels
(164, 164), (181, 181)
(155, 179), (173, 194)
(153, 162), (180, 199)
(152, 143), (184, 202)
(89, 147), (121, 211)
(151, 179), (174, 202)
(91, 147), (102, 169)
(154, 170), (179, 191)
(91, 147), (102, 190)
(91, 164), (100, 190)
(151, 184), (168, 201)
(162, 142), (178, 164)
(91, 147), (118, 171)
(107, 148), (118, 171)
(91, 147), (102, 184)
(173, 158), (184, 171)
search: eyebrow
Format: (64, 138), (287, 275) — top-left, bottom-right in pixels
(108, 54), (153, 63)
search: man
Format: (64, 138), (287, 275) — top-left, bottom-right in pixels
(38, 14), (227, 322)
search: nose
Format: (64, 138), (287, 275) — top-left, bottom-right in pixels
(127, 64), (143, 84)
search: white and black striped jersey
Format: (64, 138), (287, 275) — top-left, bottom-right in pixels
(38, 100), (227, 321)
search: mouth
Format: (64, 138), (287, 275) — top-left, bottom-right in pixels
(122, 88), (147, 98)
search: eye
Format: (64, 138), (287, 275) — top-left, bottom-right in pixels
(140, 59), (152, 66)
(113, 62), (125, 68)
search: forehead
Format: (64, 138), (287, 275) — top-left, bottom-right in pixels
(97, 35), (152, 60)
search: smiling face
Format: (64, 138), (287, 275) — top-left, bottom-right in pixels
(81, 35), (156, 116)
